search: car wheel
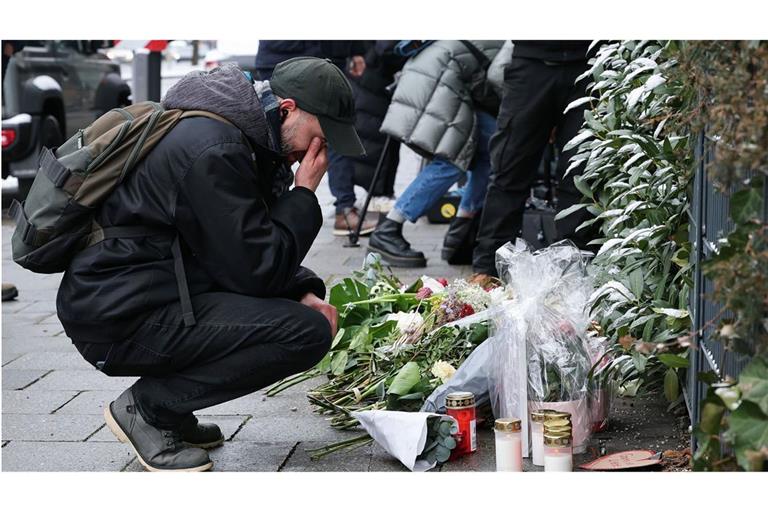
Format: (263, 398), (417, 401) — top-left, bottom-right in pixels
(40, 115), (64, 150)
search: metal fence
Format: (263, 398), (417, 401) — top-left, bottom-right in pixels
(687, 132), (768, 430)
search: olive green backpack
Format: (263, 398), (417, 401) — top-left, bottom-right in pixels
(9, 101), (240, 327)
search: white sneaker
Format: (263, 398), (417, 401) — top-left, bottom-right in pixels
(367, 196), (397, 213)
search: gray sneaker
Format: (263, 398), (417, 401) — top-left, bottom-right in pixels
(104, 388), (213, 472)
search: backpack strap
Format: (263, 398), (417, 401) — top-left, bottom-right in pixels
(98, 226), (197, 328)
(8, 199), (39, 246)
(459, 40), (491, 71)
(80, 110), (251, 330)
(179, 109), (233, 126)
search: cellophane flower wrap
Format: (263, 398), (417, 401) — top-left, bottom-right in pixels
(488, 239), (602, 455)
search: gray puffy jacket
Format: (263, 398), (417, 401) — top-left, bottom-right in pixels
(380, 40), (504, 171)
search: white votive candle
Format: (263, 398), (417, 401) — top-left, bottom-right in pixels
(531, 420), (544, 466)
(543, 434), (573, 472)
(544, 450), (573, 472)
(494, 418), (523, 471)
(530, 409), (557, 466)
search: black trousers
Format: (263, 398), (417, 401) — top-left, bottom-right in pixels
(74, 292), (332, 429)
(472, 57), (595, 275)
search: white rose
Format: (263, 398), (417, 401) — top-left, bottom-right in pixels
(387, 311), (424, 334)
(430, 361), (457, 384)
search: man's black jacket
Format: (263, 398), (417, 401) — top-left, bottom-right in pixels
(57, 67), (325, 344)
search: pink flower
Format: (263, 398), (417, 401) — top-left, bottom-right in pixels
(415, 287), (433, 300)
(437, 278), (449, 287)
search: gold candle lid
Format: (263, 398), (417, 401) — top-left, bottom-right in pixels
(543, 433), (572, 447)
(531, 409), (558, 423)
(445, 392), (475, 409)
(494, 418), (521, 432)
(544, 411), (572, 421)
(543, 419), (571, 432)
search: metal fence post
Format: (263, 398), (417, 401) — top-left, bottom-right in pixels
(131, 50), (162, 103)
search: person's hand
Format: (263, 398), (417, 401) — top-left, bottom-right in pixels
(293, 137), (328, 192)
(300, 292), (338, 337)
(348, 55), (366, 78)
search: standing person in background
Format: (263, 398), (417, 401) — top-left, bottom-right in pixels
(369, 40), (505, 267)
(255, 41), (378, 236)
(471, 41), (596, 281)
(339, 41), (407, 225)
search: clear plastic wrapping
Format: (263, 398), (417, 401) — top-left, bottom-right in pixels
(489, 239), (601, 455)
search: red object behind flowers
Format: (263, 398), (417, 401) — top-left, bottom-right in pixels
(459, 304), (475, 318)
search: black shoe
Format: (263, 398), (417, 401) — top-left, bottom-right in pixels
(368, 218), (427, 267)
(2, 283), (18, 302)
(104, 388), (213, 472)
(441, 216), (478, 265)
(180, 415), (224, 449)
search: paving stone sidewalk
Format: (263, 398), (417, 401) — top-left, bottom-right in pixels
(1, 149), (689, 471)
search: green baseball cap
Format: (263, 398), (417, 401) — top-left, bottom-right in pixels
(270, 56), (365, 157)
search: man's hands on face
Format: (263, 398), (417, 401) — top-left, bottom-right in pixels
(293, 137), (328, 192)
(300, 292), (338, 338)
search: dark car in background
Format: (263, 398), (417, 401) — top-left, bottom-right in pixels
(2, 40), (131, 198)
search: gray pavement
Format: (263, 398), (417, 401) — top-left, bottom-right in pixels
(1, 146), (689, 472)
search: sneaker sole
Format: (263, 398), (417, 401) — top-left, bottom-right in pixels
(184, 437), (225, 450)
(368, 245), (427, 268)
(333, 226), (376, 237)
(104, 404), (213, 472)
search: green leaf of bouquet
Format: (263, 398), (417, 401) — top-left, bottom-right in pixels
(435, 445), (452, 463)
(330, 328), (346, 349)
(404, 278), (423, 294)
(348, 325), (372, 353)
(330, 278), (369, 309)
(330, 350), (349, 376)
(388, 361), (422, 396)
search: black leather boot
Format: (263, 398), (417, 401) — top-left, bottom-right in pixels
(368, 218), (427, 267)
(180, 415), (225, 449)
(441, 216), (477, 265)
(104, 388), (213, 472)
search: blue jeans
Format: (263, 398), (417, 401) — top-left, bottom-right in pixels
(395, 110), (496, 223)
(327, 148), (357, 213)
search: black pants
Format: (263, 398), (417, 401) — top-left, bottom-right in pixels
(472, 57), (595, 275)
(74, 292), (332, 429)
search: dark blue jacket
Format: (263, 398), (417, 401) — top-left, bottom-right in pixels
(255, 40), (368, 79)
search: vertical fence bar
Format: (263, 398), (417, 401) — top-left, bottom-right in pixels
(688, 131), (705, 438)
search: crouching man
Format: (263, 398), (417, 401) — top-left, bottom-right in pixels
(56, 58), (365, 471)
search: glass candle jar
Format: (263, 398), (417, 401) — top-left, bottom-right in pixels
(494, 418), (522, 471)
(543, 433), (573, 472)
(445, 392), (477, 459)
(530, 409), (555, 466)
